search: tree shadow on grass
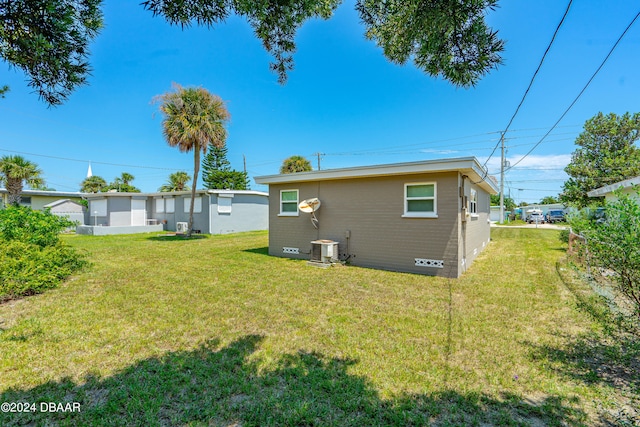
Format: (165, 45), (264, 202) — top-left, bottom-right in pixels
(147, 234), (209, 242)
(242, 246), (269, 256)
(528, 330), (639, 426)
(525, 262), (640, 425)
(1, 335), (589, 427)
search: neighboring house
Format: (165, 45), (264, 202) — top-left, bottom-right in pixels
(255, 157), (498, 278)
(587, 176), (640, 202)
(43, 199), (86, 226)
(80, 189), (268, 235)
(490, 206), (509, 222)
(0, 189), (85, 214)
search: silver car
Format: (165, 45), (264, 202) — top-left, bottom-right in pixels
(527, 212), (545, 224)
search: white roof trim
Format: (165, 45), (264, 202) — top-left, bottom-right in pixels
(0, 188), (84, 197)
(82, 189), (269, 199)
(587, 176), (640, 197)
(207, 189), (268, 197)
(255, 157), (499, 194)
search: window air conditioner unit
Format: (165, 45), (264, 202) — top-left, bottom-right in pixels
(310, 240), (339, 264)
(176, 222), (189, 233)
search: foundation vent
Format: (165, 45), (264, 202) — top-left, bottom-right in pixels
(415, 258), (444, 268)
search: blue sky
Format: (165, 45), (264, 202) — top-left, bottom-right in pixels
(1, 0), (638, 203)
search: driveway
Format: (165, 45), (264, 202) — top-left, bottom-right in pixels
(490, 222), (568, 230)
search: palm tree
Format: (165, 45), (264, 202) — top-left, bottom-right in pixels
(280, 155), (312, 174)
(0, 155), (44, 205)
(119, 172), (134, 185)
(154, 84), (230, 236)
(159, 171), (191, 192)
(80, 175), (107, 193)
(109, 172), (140, 192)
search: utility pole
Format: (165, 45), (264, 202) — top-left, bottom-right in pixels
(314, 152), (324, 170)
(499, 132), (505, 225)
(243, 154), (246, 173)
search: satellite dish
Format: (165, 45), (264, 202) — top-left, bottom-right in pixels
(298, 198), (321, 213)
(298, 198), (321, 228)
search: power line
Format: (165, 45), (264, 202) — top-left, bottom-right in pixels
(484, 0), (573, 170)
(0, 147), (177, 171)
(504, 0), (573, 136)
(506, 9), (640, 171)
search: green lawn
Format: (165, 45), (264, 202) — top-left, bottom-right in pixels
(0, 229), (637, 426)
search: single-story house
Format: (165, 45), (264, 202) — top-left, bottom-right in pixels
(43, 199), (86, 225)
(79, 189), (268, 235)
(587, 176), (640, 202)
(0, 189), (85, 213)
(255, 157), (498, 278)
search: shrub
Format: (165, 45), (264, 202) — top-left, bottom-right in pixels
(0, 206), (86, 301)
(0, 205), (76, 247)
(583, 192), (640, 319)
(0, 241), (87, 302)
(558, 228), (570, 244)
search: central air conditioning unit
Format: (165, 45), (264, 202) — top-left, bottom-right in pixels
(310, 240), (339, 264)
(176, 222), (188, 233)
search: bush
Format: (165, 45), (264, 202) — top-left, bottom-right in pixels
(558, 228), (570, 244)
(0, 205), (76, 247)
(583, 192), (640, 319)
(0, 206), (86, 301)
(0, 241), (87, 302)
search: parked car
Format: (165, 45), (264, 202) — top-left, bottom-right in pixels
(545, 209), (565, 223)
(527, 212), (545, 224)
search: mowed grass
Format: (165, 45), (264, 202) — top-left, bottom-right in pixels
(0, 229), (631, 426)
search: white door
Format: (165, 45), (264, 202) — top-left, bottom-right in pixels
(131, 199), (146, 226)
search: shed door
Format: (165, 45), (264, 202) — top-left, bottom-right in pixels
(131, 199), (146, 226)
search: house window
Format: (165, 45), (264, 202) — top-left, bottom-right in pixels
(403, 183), (437, 218)
(20, 196), (32, 206)
(469, 189), (478, 215)
(279, 190), (299, 216)
(165, 198), (175, 213)
(184, 197), (202, 213)
(218, 195), (232, 213)
(155, 198), (164, 213)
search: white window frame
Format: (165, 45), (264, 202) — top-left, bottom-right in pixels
(279, 189), (299, 216)
(184, 196), (202, 213)
(402, 182), (437, 218)
(469, 189), (478, 216)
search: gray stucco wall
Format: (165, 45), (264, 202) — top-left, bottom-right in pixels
(147, 195), (209, 232)
(209, 193), (268, 234)
(77, 224), (163, 235)
(267, 172), (464, 277)
(177, 195), (209, 233)
(108, 197), (132, 226)
(149, 196), (177, 231)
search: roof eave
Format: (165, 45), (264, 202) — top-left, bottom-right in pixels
(255, 157), (499, 194)
(587, 176), (640, 197)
